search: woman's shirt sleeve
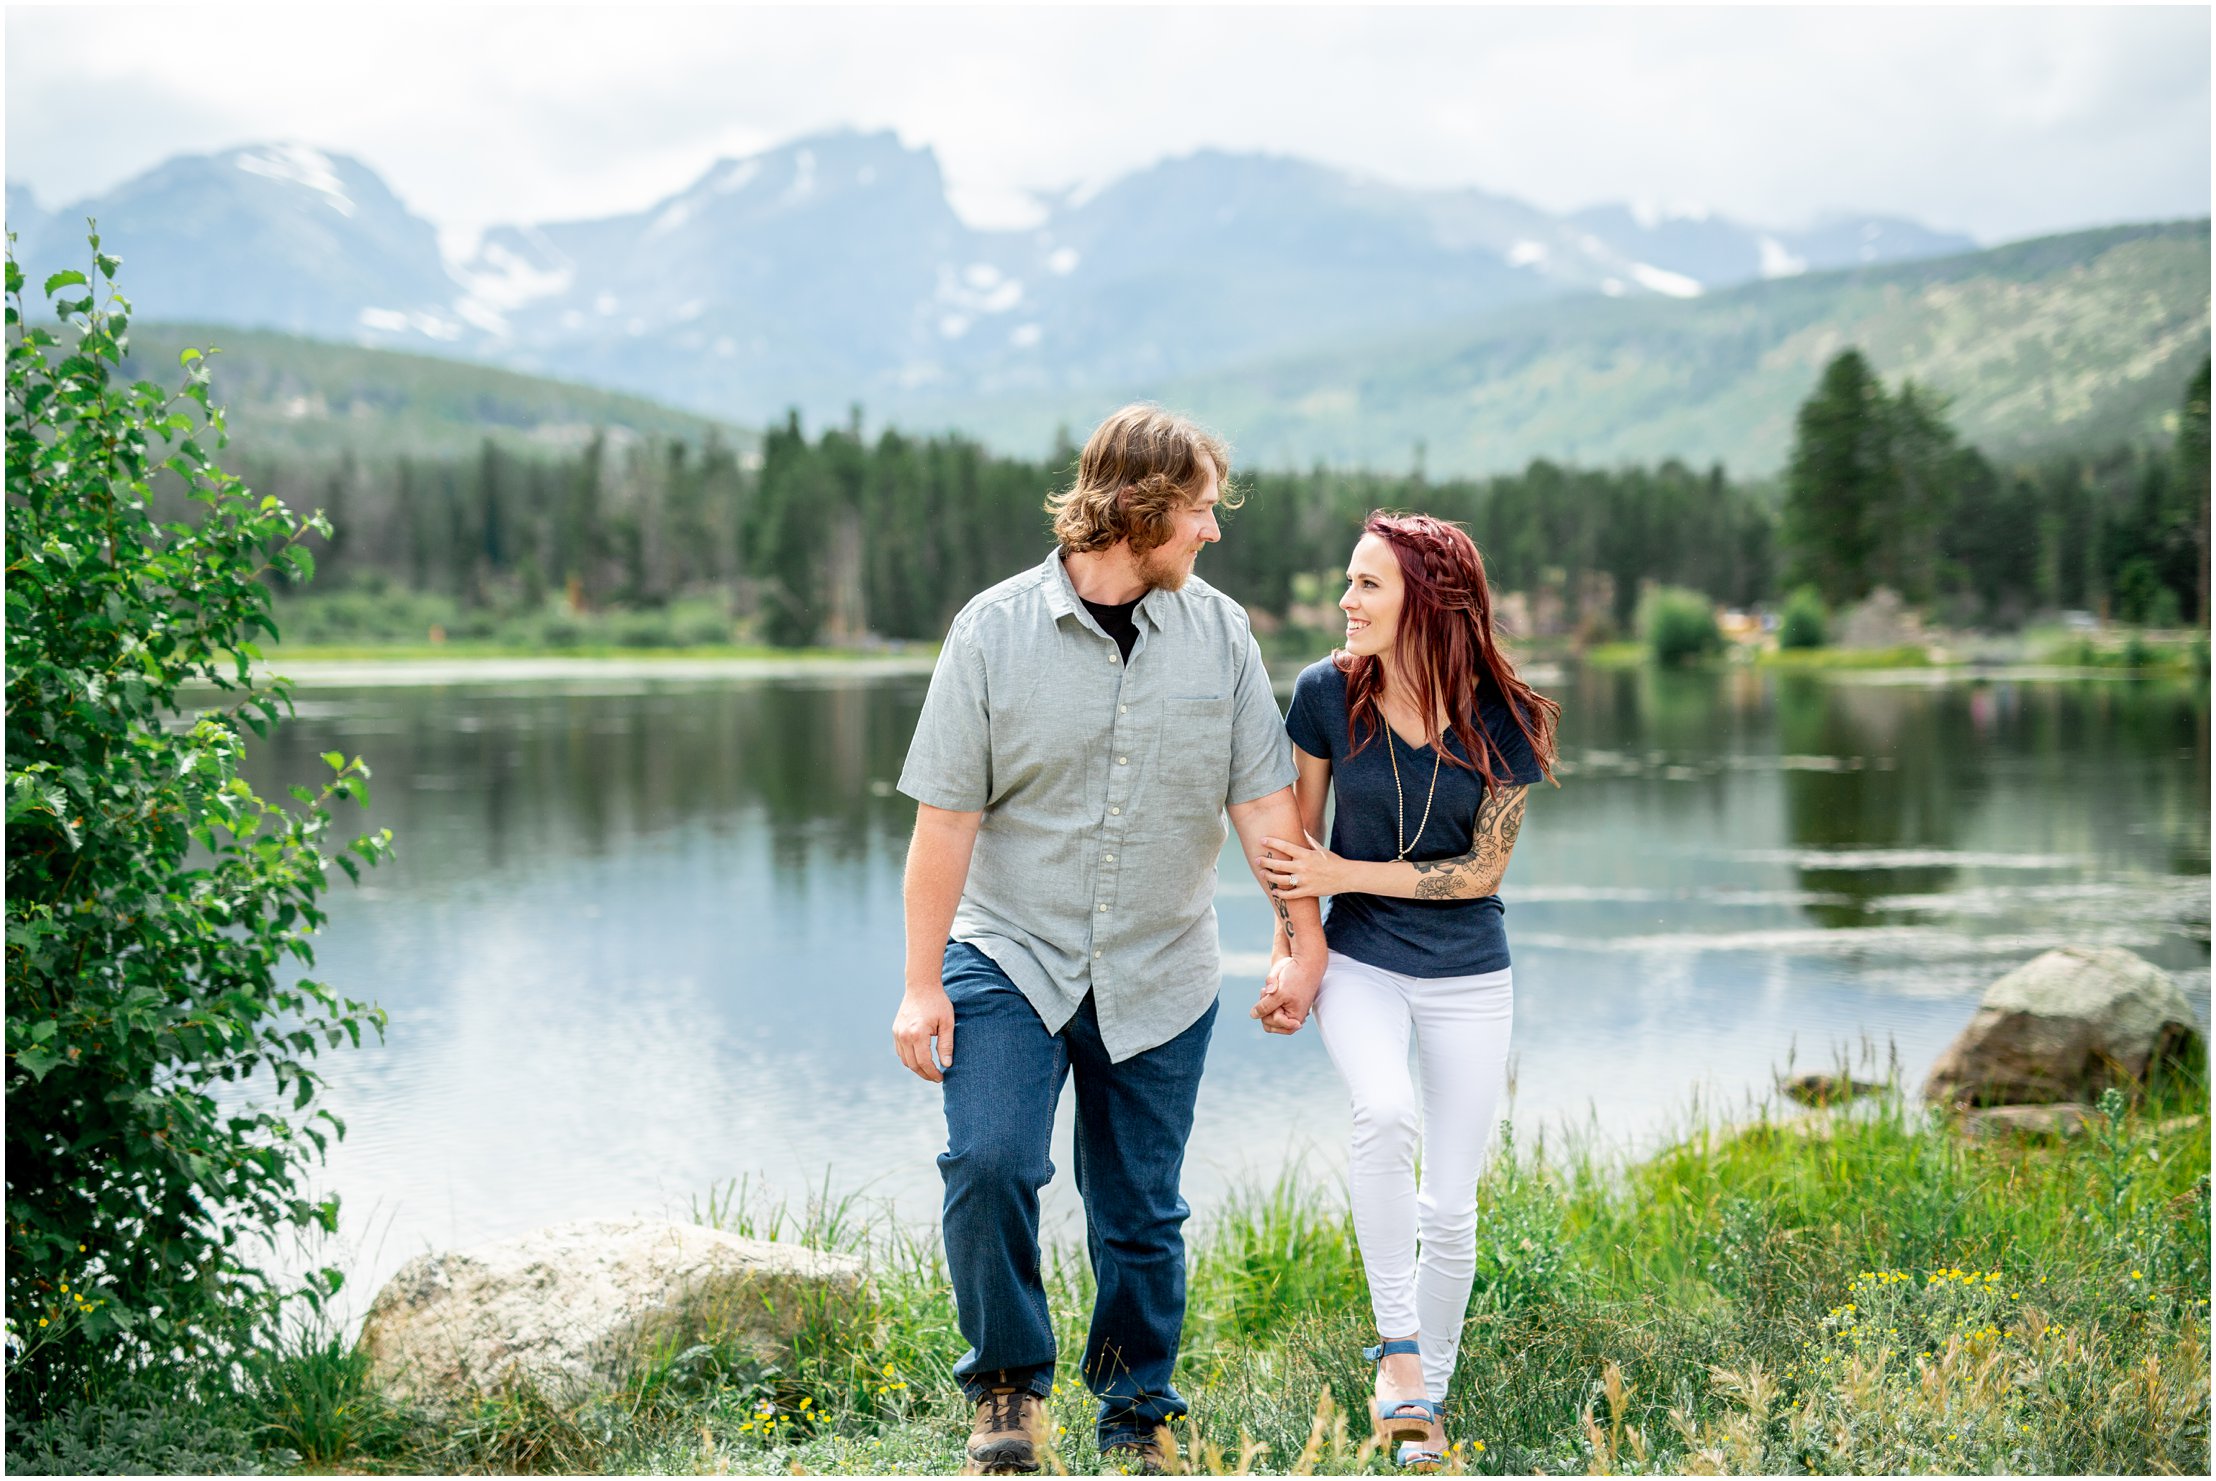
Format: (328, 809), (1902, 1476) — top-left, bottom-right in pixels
(1482, 690), (1548, 787)
(1285, 661), (1335, 760)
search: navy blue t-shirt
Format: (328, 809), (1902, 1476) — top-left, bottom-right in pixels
(1285, 658), (1545, 978)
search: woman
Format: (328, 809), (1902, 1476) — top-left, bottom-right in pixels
(1258, 512), (1559, 1469)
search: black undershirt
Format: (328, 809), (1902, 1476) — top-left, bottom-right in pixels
(1082, 596), (1141, 662)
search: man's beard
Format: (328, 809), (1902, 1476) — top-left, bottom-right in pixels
(1138, 541), (1197, 592)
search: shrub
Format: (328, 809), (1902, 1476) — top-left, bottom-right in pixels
(1778, 585), (1828, 650)
(1639, 586), (1725, 667)
(4, 229), (390, 1416)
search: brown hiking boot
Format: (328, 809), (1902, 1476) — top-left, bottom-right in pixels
(965, 1385), (1047, 1474)
(1101, 1430), (1169, 1475)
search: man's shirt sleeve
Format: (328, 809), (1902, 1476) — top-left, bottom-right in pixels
(898, 617), (992, 811)
(1226, 628), (1297, 806)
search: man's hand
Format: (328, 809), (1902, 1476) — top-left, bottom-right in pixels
(897, 805), (980, 1086)
(892, 984), (955, 1083)
(1251, 952), (1323, 1035)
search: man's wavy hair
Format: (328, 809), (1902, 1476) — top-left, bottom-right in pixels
(1046, 404), (1240, 556)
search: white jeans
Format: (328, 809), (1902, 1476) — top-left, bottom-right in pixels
(1313, 950), (1514, 1403)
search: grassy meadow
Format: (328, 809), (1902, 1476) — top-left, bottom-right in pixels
(9, 1055), (2207, 1476)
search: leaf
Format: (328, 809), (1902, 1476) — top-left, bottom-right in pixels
(41, 269), (87, 295)
(15, 1045), (62, 1080)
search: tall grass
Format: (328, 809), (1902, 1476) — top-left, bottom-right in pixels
(18, 1054), (2206, 1475)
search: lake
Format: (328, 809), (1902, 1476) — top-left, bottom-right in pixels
(231, 661), (2211, 1326)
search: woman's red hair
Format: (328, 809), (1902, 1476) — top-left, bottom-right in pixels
(1338, 511), (1560, 789)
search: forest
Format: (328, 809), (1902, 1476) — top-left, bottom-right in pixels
(232, 354), (2211, 649)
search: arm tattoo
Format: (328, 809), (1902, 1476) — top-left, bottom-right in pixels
(1272, 892), (1295, 943)
(1410, 786), (1528, 901)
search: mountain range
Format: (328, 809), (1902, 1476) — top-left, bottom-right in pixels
(6, 131), (2203, 474)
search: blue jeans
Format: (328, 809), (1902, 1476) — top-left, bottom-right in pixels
(937, 940), (1217, 1446)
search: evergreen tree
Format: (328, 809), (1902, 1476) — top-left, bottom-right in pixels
(1784, 349), (1890, 605)
(2177, 358), (2210, 624)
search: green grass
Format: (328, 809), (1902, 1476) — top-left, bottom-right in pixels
(2030, 629), (2212, 676)
(1754, 643), (1934, 670)
(1578, 642), (1648, 669)
(1580, 642), (1937, 672)
(256, 582), (935, 664)
(14, 1061), (2208, 1475)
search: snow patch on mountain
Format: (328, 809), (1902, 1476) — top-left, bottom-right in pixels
(1758, 235), (1808, 278)
(1066, 179), (1110, 212)
(236, 144), (355, 218)
(784, 149), (817, 204)
(1629, 262), (1703, 298)
(1629, 197), (1713, 229)
(947, 182), (1050, 231)
(940, 263), (1024, 316)
(358, 306), (461, 341)
(712, 159), (761, 196)
(647, 197), (696, 240)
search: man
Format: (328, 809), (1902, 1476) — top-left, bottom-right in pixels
(892, 404), (1326, 1475)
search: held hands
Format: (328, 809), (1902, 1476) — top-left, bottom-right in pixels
(1251, 952), (1322, 1035)
(1259, 835), (1353, 902)
(891, 984), (955, 1083)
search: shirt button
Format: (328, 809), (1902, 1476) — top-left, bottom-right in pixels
(1119, 705), (1127, 713)
(1108, 655), (1118, 664)
(1110, 806), (1121, 815)
(1098, 903), (1109, 912)
(1104, 853), (1115, 861)
(1117, 756), (1127, 765)
(1094, 949), (1103, 958)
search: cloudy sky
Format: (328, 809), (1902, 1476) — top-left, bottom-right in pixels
(5, 4), (2208, 247)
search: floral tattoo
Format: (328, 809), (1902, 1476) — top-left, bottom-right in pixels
(1410, 785), (1528, 901)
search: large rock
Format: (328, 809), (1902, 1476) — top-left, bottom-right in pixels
(357, 1218), (867, 1412)
(1835, 587), (1923, 650)
(1923, 947), (2203, 1109)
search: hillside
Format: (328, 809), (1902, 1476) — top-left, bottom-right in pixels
(118, 324), (748, 459)
(906, 220), (2211, 476)
(79, 221), (2210, 478)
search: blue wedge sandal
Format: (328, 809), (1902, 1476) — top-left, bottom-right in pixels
(1363, 1339), (1439, 1447)
(1394, 1437), (1447, 1472)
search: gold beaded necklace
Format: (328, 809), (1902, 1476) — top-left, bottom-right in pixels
(1382, 716), (1444, 860)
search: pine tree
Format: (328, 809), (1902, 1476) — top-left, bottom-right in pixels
(1784, 349), (1890, 605)
(2178, 358), (2210, 624)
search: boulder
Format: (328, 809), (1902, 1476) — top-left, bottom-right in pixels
(1835, 587), (1922, 650)
(356, 1217), (867, 1413)
(1779, 1072), (1885, 1107)
(1922, 947), (2204, 1110)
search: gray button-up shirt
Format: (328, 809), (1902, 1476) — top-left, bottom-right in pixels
(898, 548), (1297, 1061)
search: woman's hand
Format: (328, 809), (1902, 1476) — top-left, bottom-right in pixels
(1252, 953), (1320, 1034)
(1260, 835), (1356, 901)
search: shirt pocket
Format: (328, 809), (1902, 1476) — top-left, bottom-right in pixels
(1155, 694), (1234, 800)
